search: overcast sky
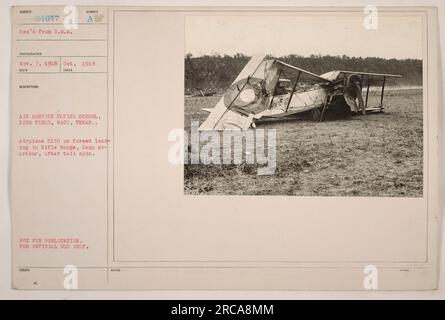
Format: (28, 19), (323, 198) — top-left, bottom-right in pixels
(185, 14), (423, 59)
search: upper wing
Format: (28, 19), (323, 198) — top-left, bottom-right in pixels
(336, 70), (402, 78)
(275, 60), (333, 84)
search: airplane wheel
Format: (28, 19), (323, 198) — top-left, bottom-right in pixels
(310, 108), (322, 121)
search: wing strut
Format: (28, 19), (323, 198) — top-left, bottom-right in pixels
(268, 70), (283, 109)
(284, 71), (301, 112)
(380, 76), (386, 109)
(319, 96), (329, 122)
(365, 75), (370, 109)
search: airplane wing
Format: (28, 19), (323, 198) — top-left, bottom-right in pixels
(275, 60), (333, 84)
(336, 70), (402, 78)
(233, 54), (268, 82)
(336, 70), (402, 112)
(198, 54), (268, 131)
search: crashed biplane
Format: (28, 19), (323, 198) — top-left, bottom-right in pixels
(199, 54), (401, 131)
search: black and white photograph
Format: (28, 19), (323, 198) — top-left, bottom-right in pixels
(184, 13), (424, 197)
(2, 2), (443, 298)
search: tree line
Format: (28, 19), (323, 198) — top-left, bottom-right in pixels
(185, 53), (422, 94)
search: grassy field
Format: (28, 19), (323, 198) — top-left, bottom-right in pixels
(184, 89), (423, 197)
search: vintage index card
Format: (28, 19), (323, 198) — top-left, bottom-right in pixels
(10, 6), (440, 290)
